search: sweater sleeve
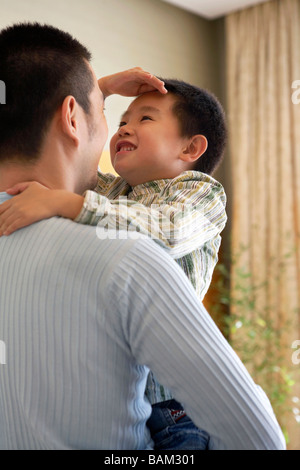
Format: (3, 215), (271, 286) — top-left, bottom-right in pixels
(109, 240), (286, 450)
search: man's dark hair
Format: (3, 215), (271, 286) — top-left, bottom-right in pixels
(0, 22), (94, 163)
(162, 79), (227, 175)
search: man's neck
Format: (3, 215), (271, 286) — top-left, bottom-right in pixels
(0, 163), (38, 192)
(0, 158), (73, 193)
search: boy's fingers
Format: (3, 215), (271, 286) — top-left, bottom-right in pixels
(140, 71), (167, 93)
(6, 182), (31, 195)
(0, 202), (7, 215)
(144, 73), (167, 93)
(0, 205), (21, 229)
(0, 210), (13, 234)
(0, 197), (14, 214)
(0, 215), (25, 236)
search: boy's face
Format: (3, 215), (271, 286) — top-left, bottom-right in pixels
(110, 91), (191, 186)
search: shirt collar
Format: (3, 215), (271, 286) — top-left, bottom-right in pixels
(0, 192), (13, 204)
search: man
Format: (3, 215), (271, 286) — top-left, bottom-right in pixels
(0, 22), (285, 450)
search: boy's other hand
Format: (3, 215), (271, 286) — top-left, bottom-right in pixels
(98, 67), (167, 99)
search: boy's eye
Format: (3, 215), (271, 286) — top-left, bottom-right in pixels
(118, 116), (152, 127)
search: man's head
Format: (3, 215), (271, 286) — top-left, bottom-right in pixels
(0, 23), (107, 193)
(0, 23), (94, 161)
(110, 79), (226, 186)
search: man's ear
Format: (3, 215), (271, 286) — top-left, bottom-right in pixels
(181, 135), (208, 164)
(60, 95), (80, 147)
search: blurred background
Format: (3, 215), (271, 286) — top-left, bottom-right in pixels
(0, 0), (299, 449)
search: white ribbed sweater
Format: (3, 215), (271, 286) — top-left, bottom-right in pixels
(0, 193), (285, 449)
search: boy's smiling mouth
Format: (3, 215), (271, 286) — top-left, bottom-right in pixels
(115, 140), (137, 154)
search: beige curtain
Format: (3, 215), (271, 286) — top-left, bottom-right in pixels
(225, 0), (300, 449)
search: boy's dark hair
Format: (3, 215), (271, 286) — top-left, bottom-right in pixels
(162, 79), (227, 175)
(0, 22), (94, 163)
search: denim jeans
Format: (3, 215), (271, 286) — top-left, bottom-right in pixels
(147, 399), (209, 450)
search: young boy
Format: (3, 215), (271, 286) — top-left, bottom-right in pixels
(0, 79), (227, 449)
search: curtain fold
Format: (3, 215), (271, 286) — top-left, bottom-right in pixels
(225, 0), (300, 449)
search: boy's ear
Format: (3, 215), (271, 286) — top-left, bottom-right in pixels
(181, 135), (208, 163)
(60, 95), (80, 147)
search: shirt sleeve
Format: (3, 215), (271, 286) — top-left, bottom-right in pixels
(108, 239), (286, 450)
(75, 173), (227, 259)
(94, 170), (116, 194)
(94, 171), (131, 199)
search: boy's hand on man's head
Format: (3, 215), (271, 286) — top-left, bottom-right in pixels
(98, 67), (167, 99)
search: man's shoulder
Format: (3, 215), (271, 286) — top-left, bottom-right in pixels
(35, 216), (162, 264)
(7, 216), (173, 282)
(42, 216), (153, 246)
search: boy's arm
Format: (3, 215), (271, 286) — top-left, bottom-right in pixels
(0, 182), (84, 235)
(0, 174), (226, 260)
(77, 173), (227, 258)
